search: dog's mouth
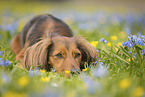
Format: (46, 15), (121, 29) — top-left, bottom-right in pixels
(51, 68), (80, 78)
(64, 71), (80, 78)
(71, 71), (80, 76)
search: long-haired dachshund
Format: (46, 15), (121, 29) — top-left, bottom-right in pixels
(11, 14), (97, 76)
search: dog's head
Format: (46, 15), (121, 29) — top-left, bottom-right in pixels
(24, 35), (97, 76)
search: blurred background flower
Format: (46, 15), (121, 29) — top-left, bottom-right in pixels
(132, 87), (144, 97)
(92, 62), (108, 78)
(1, 73), (11, 83)
(99, 38), (107, 44)
(118, 78), (131, 90)
(0, 51), (4, 57)
(0, 58), (11, 67)
(83, 76), (102, 94)
(17, 76), (29, 87)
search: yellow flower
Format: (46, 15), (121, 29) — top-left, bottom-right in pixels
(119, 31), (127, 39)
(128, 58), (131, 62)
(111, 36), (117, 40)
(127, 58), (134, 62)
(65, 70), (71, 74)
(18, 76), (29, 87)
(90, 41), (98, 47)
(2, 91), (27, 97)
(66, 91), (76, 97)
(41, 77), (50, 82)
(40, 69), (46, 73)
(118, 42), (122, 46)
(132, 87), (144, 97)
(82, 68), (87, 72)
(118, 78), (131, 90)
(107, 42), (111, 47)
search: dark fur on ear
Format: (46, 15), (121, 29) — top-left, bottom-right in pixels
(23, 37), (52, 70)
(74, 36), (98, 69)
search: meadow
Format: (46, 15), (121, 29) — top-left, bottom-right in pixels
(0, 1), (145, 97)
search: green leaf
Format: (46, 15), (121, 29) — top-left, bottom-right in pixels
(30, 64), (42, 70)
(134, 45), (142, 59)
(102, 50), (109, 56)
(119, 46), (132, 57)
(135, 45), (143, 51)
(109, 50), (130, 64)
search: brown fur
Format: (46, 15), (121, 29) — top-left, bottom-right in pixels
(11, 14), (98, 76)
(11, 34), (21, 55)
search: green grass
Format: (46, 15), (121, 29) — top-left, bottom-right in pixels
(0, 1), (145, 97)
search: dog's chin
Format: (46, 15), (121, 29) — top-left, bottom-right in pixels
(57, 70), (71, 78)
(65, 73), (71, 78)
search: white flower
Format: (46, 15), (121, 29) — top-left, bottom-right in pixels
(52, 83), (58, 87)
(92, 64), (108, 78)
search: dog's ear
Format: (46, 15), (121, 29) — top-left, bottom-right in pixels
(74, 36), (98, 69)
(23, 38), (52, 70)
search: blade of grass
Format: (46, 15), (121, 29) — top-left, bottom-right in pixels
(108, 50), (130, 64)
(134, 45), (143, 77)
(114, 45), (131, 58)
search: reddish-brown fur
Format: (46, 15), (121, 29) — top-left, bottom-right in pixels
(11, 34), (21, 55)
(11, 14), (97, 76)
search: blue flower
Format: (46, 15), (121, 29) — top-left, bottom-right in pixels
(141, 49), (145, 55)
(122, 35), (145, 48)
(28, 70), (34, 77)
(115, 61), (117, 65)
(126, 14), (134, 24)
(99, 38), (107, 44)
(83, 76), (102, 94)
(28, 69), (40, 77)
(96, 49), (99, 53)
(2, 22), (19, 35)
(98, 59), (101, 61)
(1, 73), (10, 83)
(104, 32), (109, 36)
(125, 28), (131, 35)
(34, 69), (40, 76)
(5, 60), (11, 67)
(128, 51), (132, 54)
(137, 32), (142, 37)
(0, 51), (4, 57)
(134, 53), (137, 57)
(99, 62), (103, 65)
(51, 68), (56, 72)
(0, 58), (11, 67)
(40, 90), (61, 97)
(94, 61), (97, 65)
(0, 58), (6, 66)
(92, 63), (108, 78)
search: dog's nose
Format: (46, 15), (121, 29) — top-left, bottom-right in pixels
(71, 68), (80, 73)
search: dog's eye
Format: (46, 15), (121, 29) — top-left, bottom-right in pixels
(55, 53), (63, 58)
(75, 53), (81, 58)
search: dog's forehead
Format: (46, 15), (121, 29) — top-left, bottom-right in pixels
(52, 37), (77, 49)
